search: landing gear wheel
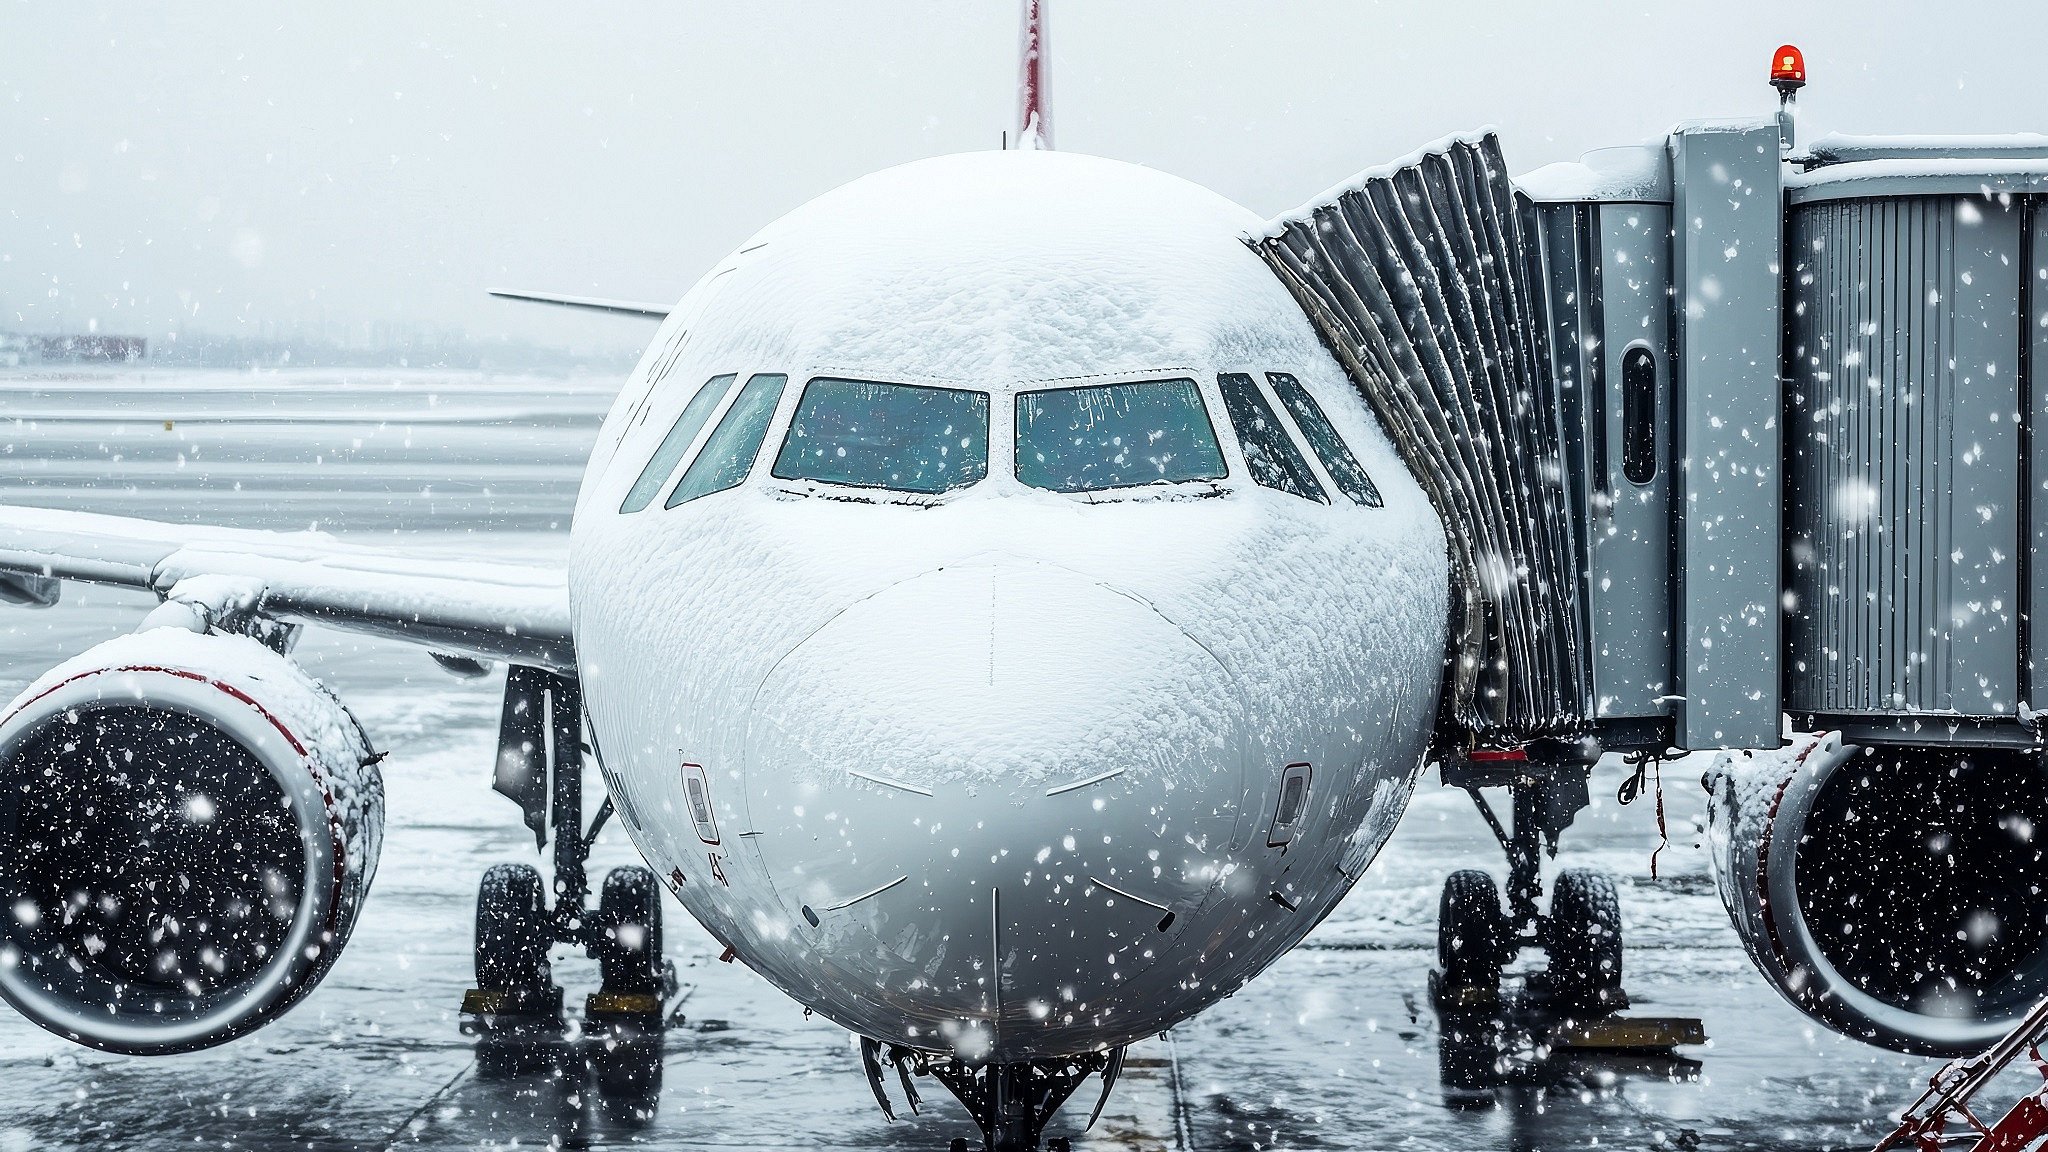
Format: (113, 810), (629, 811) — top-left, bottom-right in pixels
(1437, 869), (1508, 998)
(583, 867), (666, 1114)
(1543, 867), (1622, 1011)
(472, 863), (559, 1078)
(597, 865), (664, 994)
(476, 863), (552, 991)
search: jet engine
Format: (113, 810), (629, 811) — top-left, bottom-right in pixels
(0, 627), (384, 1054)
(1707, 731), (2048, 1055)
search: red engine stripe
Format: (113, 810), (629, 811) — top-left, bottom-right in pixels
(1753, 735), (1826, 990)
(2, 661), (351, 937)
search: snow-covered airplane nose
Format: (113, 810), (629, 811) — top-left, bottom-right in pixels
(741, 563), (1249, 1058)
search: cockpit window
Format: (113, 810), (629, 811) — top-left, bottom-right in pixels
(771, 378), (989, 495)
(1217, 373), (1327, 503)
(1014, 379), (1227, 494)
(1267, 372), (1383, 507)
(665, 373), (787, 508)
(620, 373), (737, 513)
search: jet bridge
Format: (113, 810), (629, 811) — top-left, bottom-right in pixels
(1256, 120), (2048, 763)
(1253, 84), (2048, 1061)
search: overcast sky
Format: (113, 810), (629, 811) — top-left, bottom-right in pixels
(5, 1), (2041, 354)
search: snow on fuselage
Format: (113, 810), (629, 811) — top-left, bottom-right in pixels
(568, 150), (1449, 1061)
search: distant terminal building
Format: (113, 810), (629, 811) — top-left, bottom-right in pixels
(36, 334), (146, 362)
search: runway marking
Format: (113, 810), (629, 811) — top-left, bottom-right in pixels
(822, 874), (908, 911)
(846, 768), (932, 796)
(378, 1062), (474, 1151)
(1087, 875), (1169, 912)
(1045, 767), (1125, 796)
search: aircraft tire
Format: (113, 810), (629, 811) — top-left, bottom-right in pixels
(1437, 869), (1507, 993)
(475, 862), (552, 991)
(598, 865), (665, 995)
(1543, 867), (1622, 1006)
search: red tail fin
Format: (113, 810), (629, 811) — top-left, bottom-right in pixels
(1013, 0), (1052, 150)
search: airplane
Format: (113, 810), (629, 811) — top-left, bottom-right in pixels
(4, 7), (2045, 1151)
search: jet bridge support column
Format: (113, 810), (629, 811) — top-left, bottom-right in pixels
(1667, 120), (1784, 750)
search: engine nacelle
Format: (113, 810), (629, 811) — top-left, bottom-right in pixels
(1708, 732), (2048, 1055)
(0, 627), (384, 1054)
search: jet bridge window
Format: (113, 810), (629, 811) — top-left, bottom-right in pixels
(771, 378), (990, 495)
(1620, 344), (1659, 485)
(665, 373), (787, 508)
(1266, 373), (1382, 508)
(620, 373), (737, 513)
(1013, 379), (1227, 493)
(1217, 373), (1327, 503)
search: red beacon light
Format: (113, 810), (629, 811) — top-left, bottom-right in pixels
(1770, 44), (1807, 92)
(1768, 43), (1806, 152)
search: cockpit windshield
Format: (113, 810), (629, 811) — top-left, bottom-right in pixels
(1014, 379), (1227, 494)
(771, 378), (989, 495)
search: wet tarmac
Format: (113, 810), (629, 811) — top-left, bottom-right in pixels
(0, 367), (2024, 1150)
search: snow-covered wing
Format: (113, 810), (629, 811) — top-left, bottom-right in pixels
(0, 505), (572, 671)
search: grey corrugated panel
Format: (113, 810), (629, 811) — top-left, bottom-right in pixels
(1536, 205), (1598, 679)
(1784, 194), (2024, 718)
(1252, 133), (1593, 741)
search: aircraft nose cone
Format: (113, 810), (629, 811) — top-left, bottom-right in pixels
(744, 563), (1247, 1057)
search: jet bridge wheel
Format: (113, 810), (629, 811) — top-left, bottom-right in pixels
(1542, 867), (1623, 1011)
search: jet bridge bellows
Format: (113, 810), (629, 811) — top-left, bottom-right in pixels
(1255, 134), (1594, 744)
(1263, 121), (2048, 757)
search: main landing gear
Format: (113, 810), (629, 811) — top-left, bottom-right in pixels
(1431, 744), (1702, 1106)
(460, 668), (678, 1121)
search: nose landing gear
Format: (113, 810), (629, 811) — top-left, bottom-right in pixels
(460, 668), (678, 1121)
(860, 1041), (1121, 1152)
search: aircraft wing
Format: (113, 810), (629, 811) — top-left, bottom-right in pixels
(0, 504), (573, 672)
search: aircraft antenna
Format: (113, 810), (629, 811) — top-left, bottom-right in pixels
(1013, 0), (1052, 150)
